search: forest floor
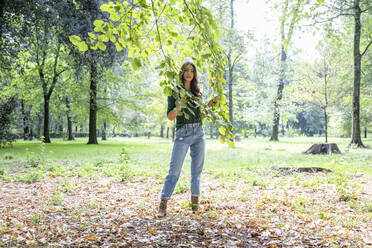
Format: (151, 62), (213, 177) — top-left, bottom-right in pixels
(0, 137), (371, 247)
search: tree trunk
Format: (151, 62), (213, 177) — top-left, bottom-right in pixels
(66, 98), (74, 140)
(102, 122), (107, 140)
(350, 0), (364, 147)
(59, 121), (63, 135)
(271, 45), (286, 141)
(270, 0), (302, 141)
(0, 0), (5, 48)
(37, 107), (42, 138)
(43, 96), (51, 143)
(227, 0), (235, 129)
(112, 126), (116, 137)
(67, 117), (73, 140)
(21, 100), (29, 140)
(29, 126), (33, 140)
(39, 43), (61, 143)
(324, 109), (328, 143)
(166, 127), (169, 139)
(364, 127), (367, 138)
(160, 124), (164, 138)
(172, 127), (175, 141)
(88, 62), (98, 144)
(54, 120), (58, 134)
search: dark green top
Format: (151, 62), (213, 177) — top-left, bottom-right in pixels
(167, 93), (201, 130)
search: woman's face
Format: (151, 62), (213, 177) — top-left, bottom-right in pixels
(183, 64), (194, 83)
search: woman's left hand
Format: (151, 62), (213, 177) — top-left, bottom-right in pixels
(208, 96), (218, 107)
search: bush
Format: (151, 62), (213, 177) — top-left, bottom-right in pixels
(119, 147), (132, 181)
(0, 97), (17, 148)
(20, 170), (42, 183)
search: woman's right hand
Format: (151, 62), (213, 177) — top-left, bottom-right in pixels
(176, 104), (182, 111)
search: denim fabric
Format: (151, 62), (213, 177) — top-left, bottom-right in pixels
(161, 123), (205, 199)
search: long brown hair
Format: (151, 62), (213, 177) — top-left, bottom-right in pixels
(179, 62), (201, 97)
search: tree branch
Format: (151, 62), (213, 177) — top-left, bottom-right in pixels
(231, 52), (243, 71)
(361, 40), (372, 57)
(361, 6), (372, 13)
(150, 0), (167, 61)
(47, 42), (61, 98)
(183, 0), (224, 69)
(311, 12), (353, 25)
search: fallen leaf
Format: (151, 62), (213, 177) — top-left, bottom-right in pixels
(87, 236), (96, 241)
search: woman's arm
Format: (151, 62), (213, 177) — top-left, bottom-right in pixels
(200, 96), (219, 118)
(208, 96), (218, 107)
(168, 104), (182, 121)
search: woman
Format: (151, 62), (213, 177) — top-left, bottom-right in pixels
(158, 62), (217, 217)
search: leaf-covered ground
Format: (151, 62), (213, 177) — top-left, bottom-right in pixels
(1, 169), (371, 247)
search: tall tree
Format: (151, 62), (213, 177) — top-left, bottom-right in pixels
(206, 0), (248, 131)
(313, 0), (371, 146)
(227, 0), (235, 127)
(288, 40), (349, 143)
(350, 0), (371, 147)
(67, 0), (122, 144)
(270, 0), (305, 141)
(7, 1), (72, 143)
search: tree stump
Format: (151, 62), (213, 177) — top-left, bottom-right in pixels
(304, 143), (341, 155)
(276, 167), (334, 175)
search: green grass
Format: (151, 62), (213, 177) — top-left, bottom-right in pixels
(0, 136), (371, 176)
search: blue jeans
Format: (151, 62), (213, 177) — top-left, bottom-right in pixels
(161, 123), (205, 199)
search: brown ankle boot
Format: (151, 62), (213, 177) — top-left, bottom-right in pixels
(157, 198), (168, 217)
(191, 196), (199, 212)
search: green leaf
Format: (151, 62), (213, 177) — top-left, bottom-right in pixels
(219, 135), (225, 144)
(164, 87), (172, 96)
(219, 125), (226, 135)
(102, 23), (109, 32)
(115, 42), (123, 51)
(93, 20), (104, 27)
(100, 4), (110, 12)
(110, 12), (121, 22)
(69, 35), (82, 46)
(133, 58), (142, 68)
(165, 71), (175, 80)
(180, 99), (187, 108)
(317, 0), (324, 3)
(138, 0), (148, 8)
(227, 139), (235, 148)
(170, 32), (178, 38)
(98, 34), (109, 42)
(88, 33), (97, 39)
(110, 35), (116, 43)
(201, 53), (211, 59)
(97, 41), (107, 51)
(69, 35), (88, 52)
(79, 42), (88, 52)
